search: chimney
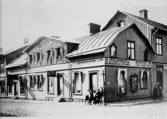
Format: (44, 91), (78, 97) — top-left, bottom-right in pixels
(88, 23), (101, 35)
(0, 48), (3, 53)
(23, 38), (29, 45)
(139, 9), (148, 19)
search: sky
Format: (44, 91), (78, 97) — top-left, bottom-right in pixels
(0, 0), (167, 51)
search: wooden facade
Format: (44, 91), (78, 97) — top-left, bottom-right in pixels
(102, 10), (167, 98)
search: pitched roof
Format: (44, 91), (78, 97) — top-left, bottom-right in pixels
(122, 11), (167, 31)
(67, 23), (155, 58)
(23, 36), (63, 53)
(102, 10), (167, 31)
(5, 53), (27, 68)
(2, 45), (29, 55)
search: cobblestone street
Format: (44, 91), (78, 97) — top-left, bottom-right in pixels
(0, 98), (167, 118)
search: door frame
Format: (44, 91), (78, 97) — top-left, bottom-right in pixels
(156, 65), (163, 89)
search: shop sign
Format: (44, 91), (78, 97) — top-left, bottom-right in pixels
(105, 58), (151, 68)
(47, 71), (56, 77)
(135, 61), (151, 68)
(164, 64), (167, 70)
(105, 58), (130, 66)
(70, 58), (105, 68)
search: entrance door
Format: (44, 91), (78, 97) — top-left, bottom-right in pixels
(14, 82), (18, 96)
(157, 65), (163, 89)
(89, 72), (98, 91)
(58, 75), (64, 97)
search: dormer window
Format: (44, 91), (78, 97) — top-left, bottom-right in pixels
(29, 54), (33, 66)
(110, 44), (117, 57)
(117, 20), (125, 27)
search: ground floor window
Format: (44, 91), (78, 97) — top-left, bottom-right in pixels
(117, 69), (127, 95)
(73, 72), (82, 94)
(140, 70), (149, 90)
(48, 77), (54, 94)
(37, 75), (43, 91)
(29, 75), (35, 91)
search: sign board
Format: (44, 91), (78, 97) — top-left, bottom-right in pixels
(70, 58), (105, 68)
(105, 58), (151, 68)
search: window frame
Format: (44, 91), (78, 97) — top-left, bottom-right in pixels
(37, 75), (43, 91)
(140, 71), (148, 90)
(110, 44), (117, 58)
(48, 76), (54, 95)
(73, 71), (82, 95)
(127, 40), (135, 60)
(29, 75), (35, 91)
(156, 37), (163, 55)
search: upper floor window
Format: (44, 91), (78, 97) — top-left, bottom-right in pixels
(29, 54), (33, 66)
(0, 63), (4, 73)
(127, 41), (135, 60)
(110, 44), (117, 57)
(156, 37), (162, 55)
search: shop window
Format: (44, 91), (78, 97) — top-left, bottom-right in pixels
(130, 74), (138, 93)
(29, 75), (35, 91)
(48, 77), (54, 94)
(156, 37), (162, 55)
(127, 41), (135, 60)
(19, 76), (25, 94)
(110, 44), (117, 57)
(73, 72), (82, 94)
(140, 70), (149, 90)
(37, 75), (43, 91)
(117, 69), (127, 95)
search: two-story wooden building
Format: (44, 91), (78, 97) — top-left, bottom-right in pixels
(102, 9), (167, 98)
(67, 23), (155, 102)
(4, 45), (29, 98)
(22, 36), (78, 101)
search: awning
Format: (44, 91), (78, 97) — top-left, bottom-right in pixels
(5, 54), (27, 69)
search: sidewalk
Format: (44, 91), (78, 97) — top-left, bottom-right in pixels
(1, 97), (167, 107)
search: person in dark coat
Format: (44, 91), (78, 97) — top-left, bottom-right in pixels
(153, 85), (158, 100)
(94, 89), (101, 105)
(85, 89), (90, 105)
(89, 89), (94, 105)
(100, 87), (103, 104)
(158, 87), (163, 100)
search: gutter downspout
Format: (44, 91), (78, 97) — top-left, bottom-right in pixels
(150, 28), (158, 97)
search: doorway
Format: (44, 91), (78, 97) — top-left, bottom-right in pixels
(89, 72), (98, 91)
(57, 74), (64, 97)
(156, 65), (163, 89)
(14, 82), (18, 96)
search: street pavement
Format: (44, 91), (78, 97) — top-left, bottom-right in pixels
(0, 98), (167, 118)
